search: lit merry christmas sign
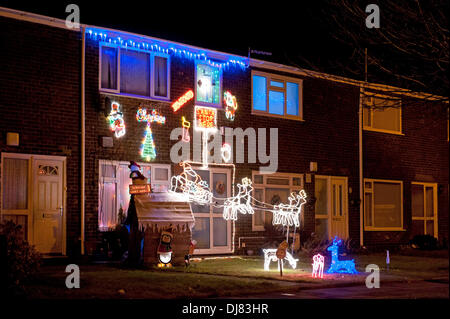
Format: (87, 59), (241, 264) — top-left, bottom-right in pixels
(194, 106), (217, 131)
(171, 90), (194, 112)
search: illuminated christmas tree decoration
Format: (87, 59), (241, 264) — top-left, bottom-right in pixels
(172, 90), (194, 112)
(87, 28), (248, 70)
(107, 102), (126, 138)
(224, 91), (238, 121)
(223, 177), (254, 221)
(263, 248), (298, 271)
(136, 108), (166, 161)
(312, 254), (325, 278)
(194, 106), (217, 168)
(326, 236), (358, 274)
(271, 190), (307, 227)
(181, 116), (191, 142)
(221, 143), (232, 163)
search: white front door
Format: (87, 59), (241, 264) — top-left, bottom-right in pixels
(330, 177), (348, 239)
(315, 176), (348, 240)
(33, 159), (64, 254)
(191, 167), (232, 254)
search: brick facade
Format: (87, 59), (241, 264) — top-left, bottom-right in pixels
(0, 11), (448, 257)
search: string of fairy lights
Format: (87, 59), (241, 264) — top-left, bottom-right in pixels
(86, 28), (249, 70)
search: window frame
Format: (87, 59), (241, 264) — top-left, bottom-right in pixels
(363, 92), (403, 135)
(364, 178), (405, 231)
(194, 61), (223, 108)
(411, 182), (438, 238)
(98, 43), (171, 101)
(98, 160), (171, 231)
(251, 70), (303, 121)
(251, 171), (304, 231)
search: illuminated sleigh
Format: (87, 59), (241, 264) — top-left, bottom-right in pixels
(170, 162), (213, 205)
(272, 190), (307, 227)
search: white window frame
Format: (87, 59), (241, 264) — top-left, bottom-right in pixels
(194, 61), (223, 108)
(364, 178), (404, 231)
(411, 182), (438, 238)
(99, 44), (171, 101)
(251, 70), (303, 121)
(363, 92), (403, 135)
(98, 160), (171, 231)
(251, 171), (304, 231)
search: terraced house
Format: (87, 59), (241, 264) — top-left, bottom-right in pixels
(0, 7), (447, 258)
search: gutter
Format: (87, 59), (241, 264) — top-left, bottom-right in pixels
(81, 25), (86, 255)
(359, 87), (364, 247)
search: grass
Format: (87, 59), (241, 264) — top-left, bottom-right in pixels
(17, 251), (448, 299)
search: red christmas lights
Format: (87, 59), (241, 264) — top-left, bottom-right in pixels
(171, 90), (194, 112)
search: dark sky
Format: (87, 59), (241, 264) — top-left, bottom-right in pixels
(0, 0), (347, 68)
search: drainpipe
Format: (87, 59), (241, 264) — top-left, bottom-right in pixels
(359, 87), (364, 247)
(81, 25), (86, 255)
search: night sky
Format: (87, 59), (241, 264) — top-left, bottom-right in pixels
(0, 1), (349, 70)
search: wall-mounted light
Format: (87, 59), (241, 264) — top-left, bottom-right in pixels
(6, 132), (19, 146)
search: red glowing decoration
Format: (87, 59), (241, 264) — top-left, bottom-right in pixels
(171, 90), (194, 112)
(194, 106), (217, 131)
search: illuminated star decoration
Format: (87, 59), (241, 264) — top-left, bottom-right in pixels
(271, 190), (307, 227)
(263, 248), (298, 271)
(326, 236), (358, 274)
(223, 177), (254, 221)
(107, 102), (126, 138)
(223, 91), (238, 121)
(312, 254), (325, 278)
(136, 107), (166, 161)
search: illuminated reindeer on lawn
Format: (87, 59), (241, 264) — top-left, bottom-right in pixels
(326, 236), (358, 274)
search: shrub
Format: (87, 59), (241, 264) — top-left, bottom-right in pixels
(0, 220), (41, 292)
(410, 234), (438, 250)
(301, 235), (330, 256)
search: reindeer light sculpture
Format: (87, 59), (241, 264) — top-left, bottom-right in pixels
(312, 254), (325, 278)
(223, 177), (254, 221)
(263, 249), (298, 271)
(272, 190), (307, 227)
(326, 236), (358, 274)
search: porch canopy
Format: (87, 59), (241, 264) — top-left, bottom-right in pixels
(134, 192), (195, 230)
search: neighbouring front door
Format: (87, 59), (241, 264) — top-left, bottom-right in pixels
(315, 176), (348, 240)
(33, 159), (64, 254)
(411, 182), (438, 238)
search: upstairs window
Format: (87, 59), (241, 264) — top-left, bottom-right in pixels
(196, 62), (221, 107)
(252, 71), (303, 120)
(363, 93), (402, 134)
(99, 44), (170, 100)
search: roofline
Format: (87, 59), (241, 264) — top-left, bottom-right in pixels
(1, 6), (447, 102)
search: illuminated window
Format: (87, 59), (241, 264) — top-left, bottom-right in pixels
(363, 93), (402, 134)
(98, 160), (171, 231)
(195, 62), (221, 107)
(251, 171), (303, 231)
(364, 179), (403, 230)
(99, 45), (170, 100)
(252, 71), (303, 120)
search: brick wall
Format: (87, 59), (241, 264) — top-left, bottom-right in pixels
(363, 96), (449, 245)
(0, 17), (82, 255)
(83, 32), (362, 254)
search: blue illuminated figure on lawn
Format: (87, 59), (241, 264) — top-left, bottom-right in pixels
(326, 236), (358, 274)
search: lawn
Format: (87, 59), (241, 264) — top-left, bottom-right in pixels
(17, 251), (448, 299)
